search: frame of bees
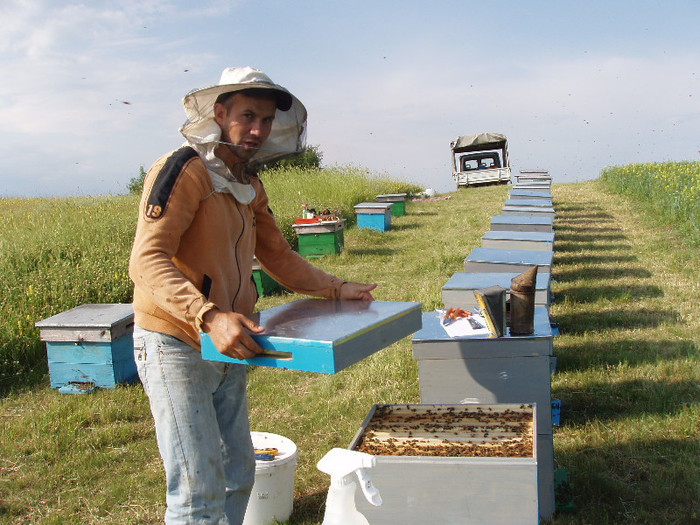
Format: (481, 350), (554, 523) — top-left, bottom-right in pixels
(349, 403), (539, 525)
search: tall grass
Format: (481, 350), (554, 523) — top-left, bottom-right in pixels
(0, 167), (419, 396)
(599, 161), (700, 244)
(260, 165), (420, 246)
(0, 196), (137, 391)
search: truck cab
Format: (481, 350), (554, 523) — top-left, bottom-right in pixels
(451, 132), (511, 189)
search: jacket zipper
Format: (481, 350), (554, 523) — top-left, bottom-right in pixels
(231, 199), (247, 311)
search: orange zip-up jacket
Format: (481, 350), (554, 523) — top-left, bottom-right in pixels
(129, 146), (345, 350)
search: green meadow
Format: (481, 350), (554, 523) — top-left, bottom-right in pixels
(1, 163), (698, 524)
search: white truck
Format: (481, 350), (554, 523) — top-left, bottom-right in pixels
(450, 132), (511, 189)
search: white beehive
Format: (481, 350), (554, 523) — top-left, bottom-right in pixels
(464, 247), (553, 274)
(349, 404), (539, 525)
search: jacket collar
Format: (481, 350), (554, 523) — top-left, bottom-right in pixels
(214, 144), (248, 183)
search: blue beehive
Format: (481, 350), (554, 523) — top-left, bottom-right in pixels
(201, 298), (422, 374)
(35, 304), (136, 394)
(354, 202), (393, 232)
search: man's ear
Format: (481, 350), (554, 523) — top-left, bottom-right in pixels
(213, 102), (226, 126)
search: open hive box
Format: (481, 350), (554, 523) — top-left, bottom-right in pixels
(348, 404), (539, 524)
(353, 403), (534, 458)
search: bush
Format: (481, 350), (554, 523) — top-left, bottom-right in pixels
(127, 166), (147, 195)
(264, 144), (323, 170)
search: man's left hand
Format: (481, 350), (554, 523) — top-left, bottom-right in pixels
(340, 282), (377, 301)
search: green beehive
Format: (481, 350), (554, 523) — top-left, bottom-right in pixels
(376, 193), (407, 217)
(292, 219), (345, 258)
(252, 257), (281, 296)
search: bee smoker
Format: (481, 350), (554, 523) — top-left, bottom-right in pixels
(509, 265), (537, 335)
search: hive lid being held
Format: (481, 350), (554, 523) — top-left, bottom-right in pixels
(201, 299), (422, 373)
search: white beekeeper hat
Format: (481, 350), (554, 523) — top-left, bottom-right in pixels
(179, 66), (307, 167)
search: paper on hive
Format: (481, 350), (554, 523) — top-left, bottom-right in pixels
(436, 310), (491, 338)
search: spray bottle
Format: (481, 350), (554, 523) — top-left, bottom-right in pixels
(317, 448), (383, 525)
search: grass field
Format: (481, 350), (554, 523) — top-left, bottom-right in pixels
(0, 168), (698, 524)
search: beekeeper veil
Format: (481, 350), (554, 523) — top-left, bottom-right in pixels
(179, 67), (307, 203)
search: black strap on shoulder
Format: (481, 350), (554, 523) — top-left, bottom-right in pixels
(145, 146), (199, 219)
(201, 274), (212, 299)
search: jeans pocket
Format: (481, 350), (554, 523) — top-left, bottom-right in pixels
(134, 336), (147, 363)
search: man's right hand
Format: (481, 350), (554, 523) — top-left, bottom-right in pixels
(201, 309), (265, 360)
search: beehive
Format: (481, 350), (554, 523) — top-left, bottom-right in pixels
(504, 198), (554, 208)
(35, 304), (136, 393)
(501, 205), (555, 219)
(411, 309), (555, 519)
(376, 193), (407, 217)
(349, 404), (539, 524)
(508, 189), (553, 201)
(514, 172), (551, 185)
(489, 215), (553, 233)
(464, 247), (553, 274)
(512, 183), (551, 192)
(481, 230), (555, 251)
(441, 271), (552, 310)
(354, 202), (392, 232)
(292, 219), (345, 258)
(252, 257), (281, 296)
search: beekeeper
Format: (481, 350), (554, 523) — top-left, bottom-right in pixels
(129, 66), (376, 524)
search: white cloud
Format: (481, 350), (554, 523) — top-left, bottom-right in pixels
(303, 50), (700, 190)
(2, 1), (700, 196)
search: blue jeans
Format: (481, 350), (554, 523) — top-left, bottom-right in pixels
(133, 326), (255, 524)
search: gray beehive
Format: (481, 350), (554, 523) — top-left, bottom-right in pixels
(490, 215), (553, 233)
(350, 403), (539, 524)
(442, 271), (552, 309)
(481, 230), (555, 251)
(464, 247), (553, 274)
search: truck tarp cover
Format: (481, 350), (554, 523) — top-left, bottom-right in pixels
(451, 132), (507, 153)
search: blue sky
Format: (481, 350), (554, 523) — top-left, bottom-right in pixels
(1, 0), (699, 196)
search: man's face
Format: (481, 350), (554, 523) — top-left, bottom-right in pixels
(214, 93), (277, 163)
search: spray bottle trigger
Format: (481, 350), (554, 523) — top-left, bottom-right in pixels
(355, 468), (382, 506)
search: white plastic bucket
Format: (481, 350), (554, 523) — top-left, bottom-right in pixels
(243, 432), (298, 525)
